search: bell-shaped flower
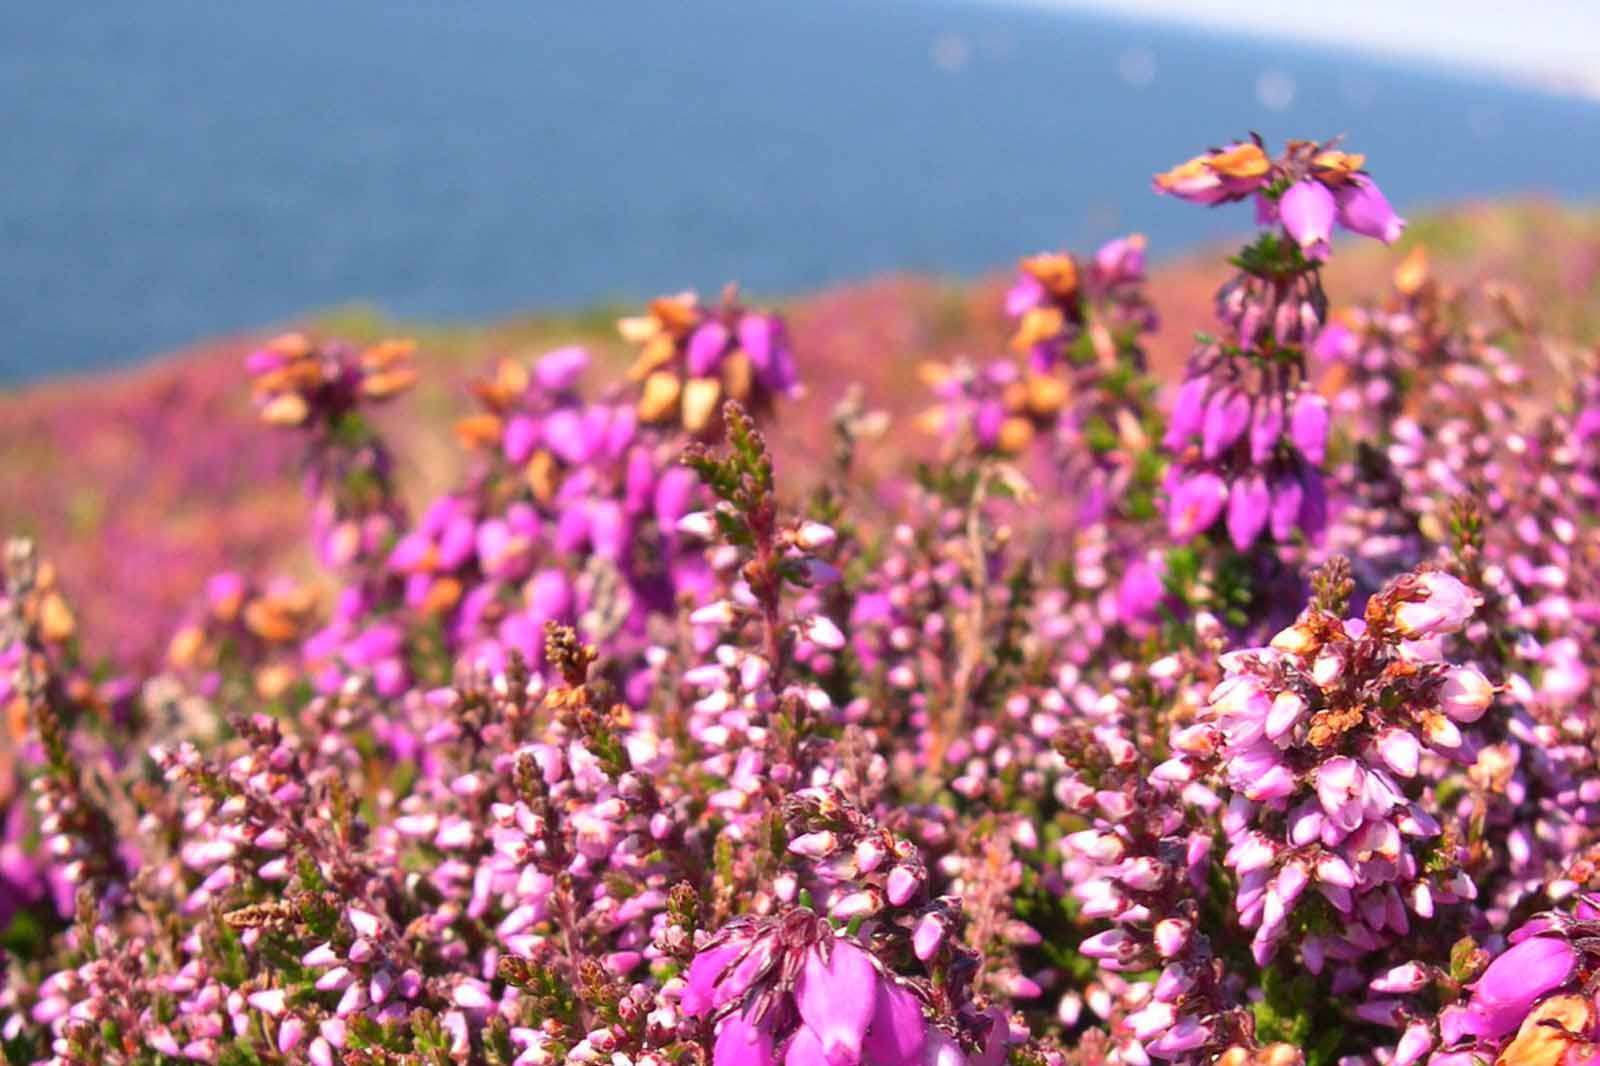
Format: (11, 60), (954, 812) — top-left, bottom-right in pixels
(794, 940), (878, 1065)
(1462, 936), (1577, 1039)
(714, 1013), (776, 1066)
(1280, 180), (1336, 261)
(1202, 387), (1252, 460)
(861, 981), (927, 1066)
(1335, 175), (1405, 243)
(1168, 472), (1228, 542)
(1289, 392), (1329, 464)
(1227, 473), (1271, 550)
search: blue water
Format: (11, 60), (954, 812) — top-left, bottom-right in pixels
(1, 1), (1597, 383)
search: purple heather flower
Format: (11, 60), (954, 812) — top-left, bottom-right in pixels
(912, 914), (946, 961)
(1462, 936), (1577, 1038)
(688, 321), (732, 377)
(1116, 554), (1168, 632)
(861, 981), (927, 1066)
(1335, 175), (1405, 243)
(1152, 142), (1270, 204)
(1004, 273), (1046, 317)
(716, 1013), (777, 1066)
(1393, 572), (1481, 639)
(679, 913), (962, 1066)
(1268, 474), (1304, 542)
(1226, 473), (1271, 550)
(655, 467), (700, 532)
(533, 344), (589, 391)
(795, 940), (878, 1064)
(1289, 392), (1329, 464)
(1312, 320), (1355, 363)
(1394, 1022), (1434, 1066)
(745, 313), (799, 394)
(1201, 388), (1252, 460)
(502, 413), (540, 464)
(1439, 666), (1494, 723)
(1249, 397), (1284, 464)
(1167, 472), (1228, 542)
(1092, 233), (1146, 285)
(1165, 376), (1209, 451)
(1280, 180), (1336, 261)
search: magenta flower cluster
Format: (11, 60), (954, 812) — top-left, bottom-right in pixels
(6, 132), (1600, 1066)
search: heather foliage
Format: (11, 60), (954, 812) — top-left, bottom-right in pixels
(5, 135), (1600, 1066)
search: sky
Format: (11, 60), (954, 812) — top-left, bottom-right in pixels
(1012, 0), (1600, 98)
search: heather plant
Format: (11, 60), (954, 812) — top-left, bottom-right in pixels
(6, 132), (1600, 1066)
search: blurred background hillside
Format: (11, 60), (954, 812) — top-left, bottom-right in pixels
(2, 0), (1597, 381)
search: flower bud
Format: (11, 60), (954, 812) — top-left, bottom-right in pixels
(1440, 666), (1493, 723)
(788, 831), (837, 859)
(1154, 919), (1192, 958)
(913, 914), (946, 960)
(800, 616), (846, 651)
(885, 865), (920, 906)
(795, 521), (837, 552)
(676, 511), (718, 539)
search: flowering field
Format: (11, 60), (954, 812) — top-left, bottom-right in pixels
(5, 139), (1600, 1066)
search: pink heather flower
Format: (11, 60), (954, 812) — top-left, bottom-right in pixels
(1463, 936), (1577, 1038)
(1079, 929), (1131, 960)
(1375, 728), (1421, 777)
(1152, 142), (1270, 204)
(795, 521), (837, 552)
(1201, 387), (1252, 460)
(1439, 666), (1494, 723)
(924, 1031), (971, 1066)
(1312, 320), (1355, 362)
(1116, 555), (1168, 632)
(1265, 690), (1306, 740)
(1289, 392), (1329, 464)
(277, 1017), (307, 1055)
(715, 1013), (777, 1066)
(1315, 756), (1365, 831)
(1268, 473), (1304, 541)
(681, 944), (743, 1016)
(533, 344), (589, 391)
(1335, 175), (1405, 243)
(453, 981), (494, 1010)
(1280, 180), (1336, 260)
(885, 865), (919, 906)
(1128, 1000), (1177, 1041)
(503, 413), (540, 463)
(1168, 472), (1228, 542)
(800, 616), (846, 651)
(681, 915), (953, 1066)
(688, 321), (732, 376)
(1369, 961), (1430, 994)
(788, 831), (837, 859)
(1249, 397), (1284, 464)
(737, 312), (798, 392)
(1148, 1017), (1212, 1056)
(1093, 234), (1146, 284)
(1394, 1023), (1435, 1066)
(795, 940), (878, 1064)
(784, 1025), (832, 1066)
(1226, 473), (1271, 550)
(1165, 376), (1209, 450)
(246, 989), (287, 1017)
(1153, 919), (1192, 958)
(1004, 272), (1046, 317)
(913, 914), (945, 961)
(861, 981), (928, 1066)
(1393, 572), (1481, 638)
